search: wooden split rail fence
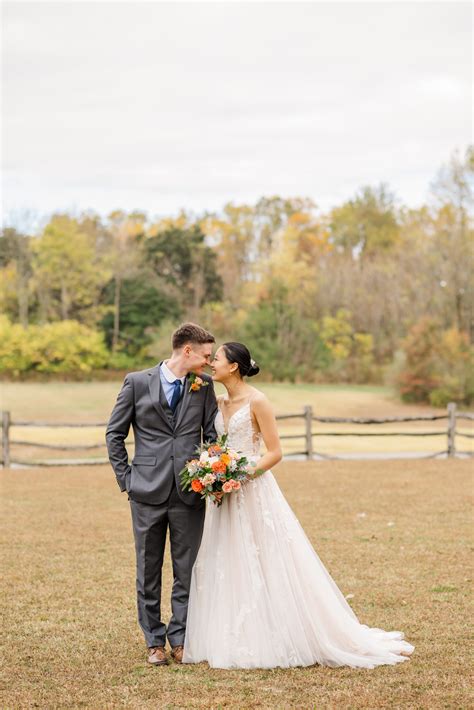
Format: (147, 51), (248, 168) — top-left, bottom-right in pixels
(1, 403), (473, 467)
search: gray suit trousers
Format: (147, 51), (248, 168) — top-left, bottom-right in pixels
(129, 481), (205, 648)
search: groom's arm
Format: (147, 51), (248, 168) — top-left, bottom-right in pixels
(202, 378), (218, 444)
(105, 374), (134, 493)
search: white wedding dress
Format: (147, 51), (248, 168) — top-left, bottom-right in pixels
(182, 400), (415, 669)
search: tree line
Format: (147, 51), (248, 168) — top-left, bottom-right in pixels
(1, 146), (472, 405)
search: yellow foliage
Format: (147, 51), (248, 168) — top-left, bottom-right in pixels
(0, 264), (18, 312)
(0, 316), (109, 374)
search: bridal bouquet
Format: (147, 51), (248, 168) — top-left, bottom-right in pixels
(180, 435), (253, 506)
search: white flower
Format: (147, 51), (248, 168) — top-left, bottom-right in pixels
(208, 456), (219, 465)
(201, 473), (216, 486)
(187, 461), (199, 474)
(199, 451), (209, 463)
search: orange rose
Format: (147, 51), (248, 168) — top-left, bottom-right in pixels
(190, 383), (200, 391)
(208, 445), (222, 456)
(220, 453), (231, 466)
(211, 460), (226, 474)
(191, 479), (204, 492)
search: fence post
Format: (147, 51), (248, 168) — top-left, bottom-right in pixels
(447, 402), (457, 458)
(2, 411), (10, 468)
(304, 406), (313, 460)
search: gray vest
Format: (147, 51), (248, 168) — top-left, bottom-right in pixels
(159, 380), (185, 429)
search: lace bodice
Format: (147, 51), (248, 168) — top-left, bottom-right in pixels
(215, 401), (262, 458)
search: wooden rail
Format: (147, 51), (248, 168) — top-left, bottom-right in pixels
(1, 402), (473, 467)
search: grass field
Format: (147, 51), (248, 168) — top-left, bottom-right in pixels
(1, 381), (472, 463)
(1, 459), (472, 709)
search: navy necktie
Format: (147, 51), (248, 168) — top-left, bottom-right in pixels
(169, 379), (182, 413)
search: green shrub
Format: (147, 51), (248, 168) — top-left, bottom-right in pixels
(319, 309), (376, 383)
(0, 316), (109, 375)
(238, 282), (331, 382)
(397, 318), (473, 405)
(106, 350), (154, 371)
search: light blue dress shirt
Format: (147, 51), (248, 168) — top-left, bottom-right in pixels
(160, 361), (186, 407)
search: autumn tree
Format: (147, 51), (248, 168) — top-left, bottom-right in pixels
(430, 145), (473, 336)
(31, 214), (108, 325)
(0, 227), (32, 326)
(143, 224), (223, 321)
(329, 184), (400, 259)
(105, 210), (145, 352)
(201, 203), (255, 305)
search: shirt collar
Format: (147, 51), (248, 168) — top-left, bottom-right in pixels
(161, 360), (186, 385)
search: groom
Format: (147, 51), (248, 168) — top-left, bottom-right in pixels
(106, 322), (218, 666)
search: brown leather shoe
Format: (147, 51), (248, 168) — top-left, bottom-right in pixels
(170, 645), (184, 664)
(148, 646), (168, 665)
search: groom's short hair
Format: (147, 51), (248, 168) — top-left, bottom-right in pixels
(172, 323), (215, 350)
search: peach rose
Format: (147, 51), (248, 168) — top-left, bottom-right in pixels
(187, 459), (200, 474)
(201, 473), (216, 486)
(191, 479), (204, 492)
(231, 480), (241, 490)
(222, 481), (233, 493)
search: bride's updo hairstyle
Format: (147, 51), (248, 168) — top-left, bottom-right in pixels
(222, 342), (260, 378)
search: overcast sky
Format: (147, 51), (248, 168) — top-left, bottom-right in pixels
(2, 1), (472, 226)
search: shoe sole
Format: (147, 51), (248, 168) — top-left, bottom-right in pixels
(148, 659), (169, 665)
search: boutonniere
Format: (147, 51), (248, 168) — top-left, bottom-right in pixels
(188, 373), (209, 393)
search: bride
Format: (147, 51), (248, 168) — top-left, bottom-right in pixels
(182, 342), (415, 669)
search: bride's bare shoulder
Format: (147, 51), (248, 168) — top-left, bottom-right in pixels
(249, 387), (271, 408)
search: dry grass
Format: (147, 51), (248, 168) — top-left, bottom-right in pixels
(1, 459), (473, 709)
(2, 381), (472, 462)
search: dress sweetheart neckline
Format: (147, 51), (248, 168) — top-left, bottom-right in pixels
(217, 401), (251, 434)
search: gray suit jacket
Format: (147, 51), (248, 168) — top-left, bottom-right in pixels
(105, 364), (218, 507)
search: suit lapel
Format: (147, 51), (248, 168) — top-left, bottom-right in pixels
(147, 365), (174, 432)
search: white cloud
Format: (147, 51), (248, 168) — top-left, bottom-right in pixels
(1, 1), (472, 223)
